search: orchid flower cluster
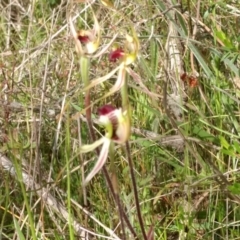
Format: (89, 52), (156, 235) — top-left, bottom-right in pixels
(77, 29), (139, 100)
(69, 7), (139, 185)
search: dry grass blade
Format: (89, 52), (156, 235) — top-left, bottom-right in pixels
(164, 0), (186, 122)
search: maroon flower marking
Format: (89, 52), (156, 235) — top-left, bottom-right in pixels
(109, 48), (124, 62)
(98, 104), (116, 115)
(98, 105), (119, 140)
(78, 35), (90, 44)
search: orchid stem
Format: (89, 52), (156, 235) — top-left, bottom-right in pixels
(80, 56), (92, 212)
(125, 141), (147, 240)
(121, 71), (147, 239)
(120, 66), (129, 111)
(80, 57), (92, 125)
(102, 166), (138, 239)
(109, 142), (126, 240)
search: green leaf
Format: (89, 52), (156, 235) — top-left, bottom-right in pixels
(228, 183), (240, 195)
(219, 136), (230, 149)
(221, 149), (235, 157)
(215, 30), (234, 49)
(233, 141), (240, 153)
(13, 217), (26, 240)
(193, 126), (215, 141)
(71, 103), (82, 111)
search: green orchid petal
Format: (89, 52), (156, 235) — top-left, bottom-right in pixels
(93, 63), (126, 101)
(83, 137), (111, 186)
(80, 137), (105, 153)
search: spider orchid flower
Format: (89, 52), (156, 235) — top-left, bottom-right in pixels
(81, 105), (130, 186)
(82, 30), (139, 97)
(108, 30), (139, 65)
(103, 32), (139, 96)
(69, 11), (100, 55)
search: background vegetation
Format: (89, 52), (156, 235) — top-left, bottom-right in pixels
(0, 0), (240, 239)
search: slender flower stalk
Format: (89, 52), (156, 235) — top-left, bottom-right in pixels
(120, 60), (147, 240)
(118, 29), (147, 240)
(126, 141), (147, 240)
(108, 141), (126, 240)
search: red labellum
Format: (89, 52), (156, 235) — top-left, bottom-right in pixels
(109, 48), (124, 62)
(98, 105), (116, 116)
(78, 35), (90, 44)
(98, 105), (120, 141)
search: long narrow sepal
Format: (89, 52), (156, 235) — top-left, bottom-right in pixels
(82, 65), (121, 92)
(69, 16), (83, 55)
(85, 10), (101, 54)
(83, 137), (111, 186)
(110, 64), (126, 93)
(80, 137), (105, 153)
